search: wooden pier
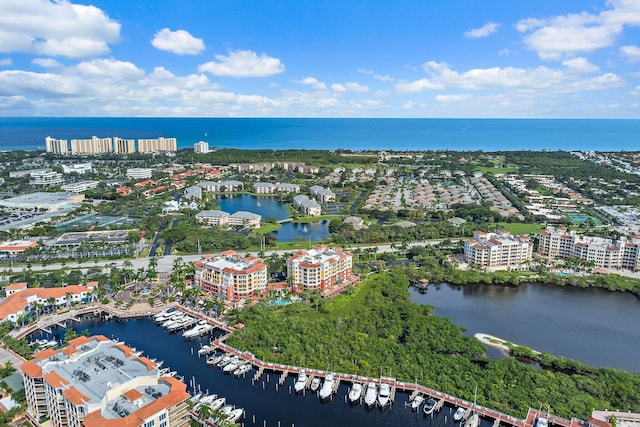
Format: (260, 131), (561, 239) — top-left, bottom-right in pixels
(252, 367), (264, 382)
(278, 371), (288, 386)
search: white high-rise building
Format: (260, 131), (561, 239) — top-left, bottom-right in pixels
(138, 137), (177, 153)
(70, 136), (112, 155)
(113, 137), (136, 154)
(45, 137), (69, 155)
(194, 141), (209, 153)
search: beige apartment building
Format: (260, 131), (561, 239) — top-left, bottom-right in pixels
(464, 230), (533, 269)
(194, 251), (268, 301)
(138, 137), (177, 153)
(45, 137), (69, 155)
(287, 245), (353, 290)
(71, 136), (113, 155)
(113, 137), (136, 154)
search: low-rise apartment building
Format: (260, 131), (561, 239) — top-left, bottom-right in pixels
(20, 335), (190, 427)
(464, 230), (533, 269)
(195, 210), (261, 228)
(309, 185), (336, 202)
(194, 251), (268, 301)
(292, 195), (321, 216)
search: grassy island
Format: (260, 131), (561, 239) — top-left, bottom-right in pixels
(227, 272), (640, 420)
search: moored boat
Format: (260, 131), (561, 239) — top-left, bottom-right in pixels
(348, 383), (362, 403)
(423, 397), (437, 415)
(226, 408), (244, 423)
(377, 383), (390, 407)
(219, 405), (234, 417)
(223, 357), (242, 373)
(310, 377), (321, 392)
(364, 382), (377, 407)
(318, 374), (335, 400)
(234, 363), (251, 377)
(294, 370), (308, 393)
(465, 413), (479, 427)
(454, 407), (466, 421)
(535, 417), (549, 427)
(411, 394), (424, 411)
(197, 345), (212, 356)
(216, 355), (232, 367)
(206, 353), (224, 365)
(210, 397), (225, 411)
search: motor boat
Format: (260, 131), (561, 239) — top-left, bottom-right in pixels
(310, 377), (321, 392)
(423, 397), (437, 415)
(210, 397), (225, 411)
(154, 307), (177, 322)
(222, 357), (241, 373)
(454, 407), (466, 421)
(535, 417), (549, 427)
(197, 345), (213, 356)
(348, 383), (362, 403)
(184, 323), (213, 339)
(226, 408), (244, 423)
(234, 364), (251, 377)
(364, 382), (377, 407)
(294, 370), (308, 393)
(318, 374), (335, 400)
(411, 394), (424, 411)
(219, 405), (234, 417)
(377, 383), (390, 407)
(199, 394), (217, 406)
(465, 413), (480, 427)
(216, 355), (232, 367)
(207, 353), (224, 365)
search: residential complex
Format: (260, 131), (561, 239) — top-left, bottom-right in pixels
(537, 227), (640, 270)
(0, 283), (95, 323)
(196, 180), (244, 192)
(309, 185), (336, 202)
(193, 141), (209, 153)
(464, 230), (534, 269)
(252, 182), (300, 194)
(20, 335), (190, 427)
(61, 181), (100, 193)
(287, 245), (353, 290)
(194, 251), (268, 301)
(195, 210), (261, 228)
(45, 136), (177, 155)
(126, 168), (153, 180)
(292, 195), (322, 216)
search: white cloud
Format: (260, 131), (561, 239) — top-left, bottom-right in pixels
(396, 78), (444, 93)
(151, 28), (205, 55)
(498, 49), (510, 56)
(620, 45), (640, 62)
(0, 58), (11, 66)
(0, 0), (120, 58)
(299, 76), (326, 89)
(76, 58), (144, 80)
(345, 82), (369, 92)
(631, 85), (640, 96)
(358, 68), (395, 82)
(435, 94), (473, 103)
(562, 57), (599, 73)
(32, 58), (62, 68)
(398, 60), (622, 94)
(516, 0), (640, 59)
(331, 83), (346, 92)
(464, 22), (500, 39)
(198, 50), (284, 77)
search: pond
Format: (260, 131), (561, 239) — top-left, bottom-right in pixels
(216, 194), (289, 220)
(273, 220), (330, 242)
(410, 282), (640, 372)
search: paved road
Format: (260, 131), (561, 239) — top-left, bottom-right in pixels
(3, 239), (458, 274)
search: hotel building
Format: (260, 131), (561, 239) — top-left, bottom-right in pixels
(194, 251), (268, 301)
(287, 245), (353, 290)
(45, 137), (69, 155)
(537, 227), (640, 270)
(464, 230), (534, 269)
(20, 335), (190, 427)
(138, 137), (177, 153)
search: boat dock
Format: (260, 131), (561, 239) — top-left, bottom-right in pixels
(208, 331), (585, 427)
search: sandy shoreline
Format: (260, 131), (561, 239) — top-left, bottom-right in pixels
(474, 333), (540, 355)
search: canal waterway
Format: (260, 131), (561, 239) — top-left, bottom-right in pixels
(410, 283), (640, 372)
(44, 317), (491, 427)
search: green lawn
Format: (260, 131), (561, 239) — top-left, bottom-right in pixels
(492, 223), (544, 234)
(293, 215), (341, 223)
(474, 166), (518, 174)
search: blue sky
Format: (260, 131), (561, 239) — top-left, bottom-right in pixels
(0, 0), (639, 117)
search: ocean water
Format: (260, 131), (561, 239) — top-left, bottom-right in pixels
(0, 117), (638, 152)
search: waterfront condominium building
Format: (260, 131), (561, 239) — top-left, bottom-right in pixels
(113, 137), (136, 154)
(45, 137), (69, 155)
(138, 137), (177, 153)
(464, 230), (534, 269)
(70, 136), (112, 155)
(20, 335), (190, 427)
(287, 245), (353, 290)
(194, 250), (268, 301)
(193, 141), (209, 153)
(537, 227), (640, 270)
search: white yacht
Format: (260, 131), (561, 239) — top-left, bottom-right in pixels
(294, 370), (308, 393)
(219, 405), (234, 417)
(207, 353), (224, 365)
(226, 408), (244, 423)
(197, 345), (213, 356)
(364, 382), (377, 407)
(454, 407), (466, 421)
(535, 417), (549, 427)
(210, 397), (225, 411)
(234, 364), (251, 377)
(377, 383), (390, 407)
(348, 383), (363, 403)
(318, 374), (335, 400)
(423, 397), (437, 415)
(310, 377), (321, 392)
(223, 357), (242, 373)
(216, 355), (232, 367)
(184, 322), (213, 339)
(411, 394), (424, 411)
(154, 307), (177, 322)
(162, 313), (186, 328)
